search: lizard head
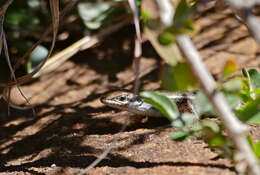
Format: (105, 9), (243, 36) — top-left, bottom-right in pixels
(100, 91), (163, 117)
(100, 91), (144, 109)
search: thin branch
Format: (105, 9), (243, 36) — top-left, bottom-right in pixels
(2, 29), (35, 115)
(224, 0), (258, 9)
(77, 121), (127, 175)
(175, 35), (260, 175)
(128, 0), (142, 95)
(155, 0), (175, 26)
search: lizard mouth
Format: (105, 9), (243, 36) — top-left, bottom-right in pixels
(100, 96), (110, 104)
(100, 96), (122, 108)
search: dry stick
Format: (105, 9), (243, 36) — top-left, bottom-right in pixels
(175, 35), (260, 175)
(128, 0), (142, 95)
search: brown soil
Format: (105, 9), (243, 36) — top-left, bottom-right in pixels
(1, 2), (260, 175)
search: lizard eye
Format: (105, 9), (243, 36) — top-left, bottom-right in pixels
(119, 96), (126, 101)
(136, 96), (142, 102)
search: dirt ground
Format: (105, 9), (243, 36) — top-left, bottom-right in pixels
(1, 2), (260, 175)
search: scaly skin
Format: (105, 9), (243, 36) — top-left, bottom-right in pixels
(100, 90), (198, 118)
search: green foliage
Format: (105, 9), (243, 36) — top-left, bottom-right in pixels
(173, 0), (194, 31)
(142, 0), (198, 67)
(233, 69), (260, 124)
(77, 1), (126, 30)
(242, 68), (260, 97)
(142, 67), (260, 161)
(5, 9), (40, 31)
(157, 0), (198, 46)
(161, 63), (198, 91)
(247, 136), (260, 158)
(171, 130), (190, 141)
(158, 32), (175, 45)
(194, 91), (214, 115)
(26, 44), (48, 75)
(140, 10), (151, 21)
(140, 91), (198, 126)
(140, 91), (180, 121)
(222, 59), (238, 79)
(236, 96), (260, 124)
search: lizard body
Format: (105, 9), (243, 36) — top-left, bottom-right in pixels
(100, 91), (197, 118)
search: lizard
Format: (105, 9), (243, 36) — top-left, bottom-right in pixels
(100, 90), (198, 119)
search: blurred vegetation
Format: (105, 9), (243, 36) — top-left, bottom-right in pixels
(1, 0), (260, 172)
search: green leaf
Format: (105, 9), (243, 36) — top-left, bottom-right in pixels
(195, 91), (242, 116)
(171, 131), (190, 141)
(247, 69), (260, 90)
(171, 0), (198, 36)
(140, 10), (151, 21)
(158, 32), (175, 45)
(77, 2), (120, 30)
(246, 136), (260, 158)
(160, 65), (176, 91)
(252, 89), (260, 94)
(247, 135), (255, 150)
(173, 0), (192, 29)
(161, 63), (198, 91)
(209, 136), (225, 147)
(191, 123), (203, 132)
(5, 9), (39, 30)
(254, 140), (260, 158)
(222, 59), (237, 79)
(28, 0), (40, 9)
(247, 112), (260, 125)
(140, 91), (179, 121)
(222, 77), (242, 92)
(27, 44), (48, 76)
(225, 94), (242, 109)
(202, 120), (220, 133)
(172, 113), (197, 128)
(242, 69), (260, 98)
(242, 68), (250, 78)
(144, 28), (183, 66)
(194, 91), (214, 115)
(237, 96), (260, 124)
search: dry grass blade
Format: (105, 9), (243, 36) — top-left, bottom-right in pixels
(1, 0), (79, 88)
(0, 0), (61, 112)
(0, 17), (3, 56)
(5, 0), (60, 87)
(2, 32), (35, 115)
(0, 0), (14, 16)
(0, 1), (35, 113)
(0, 0), (14, 57)
(38, 14), (132, 76)
(10, 0), (78, 74)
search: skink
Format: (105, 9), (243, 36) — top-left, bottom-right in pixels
(100, 90), (198, 118)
